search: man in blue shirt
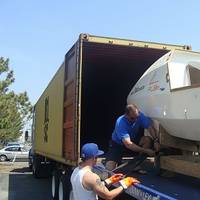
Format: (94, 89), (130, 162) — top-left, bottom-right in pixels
(105, 104), (160, 171)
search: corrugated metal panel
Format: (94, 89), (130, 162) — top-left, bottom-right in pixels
(82, 42), (169, 65)
(63, 42), (80, 163)
(34, 63), (65, 158)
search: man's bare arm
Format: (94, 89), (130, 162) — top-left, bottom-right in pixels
(123, 137), (155, 156)
(95, 177), (123, 200)
(84, 172), (123, 200)
(147, 121), (160, 152)
(148, 125), (158, 140)
(123, 137), (144, 152)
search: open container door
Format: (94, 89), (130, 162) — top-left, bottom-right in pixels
(63, 39), (82, 165)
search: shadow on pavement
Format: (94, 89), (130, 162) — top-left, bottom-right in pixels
(7, 174), (51, 200)
(10, 167), (31, 173)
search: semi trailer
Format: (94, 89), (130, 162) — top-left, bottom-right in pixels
(32, 34), (200, 200)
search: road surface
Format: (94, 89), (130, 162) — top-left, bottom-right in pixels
(0, 162), (51, 200)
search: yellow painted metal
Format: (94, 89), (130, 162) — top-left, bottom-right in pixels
(35, 150), (77, 166)
(34, 63), (65, 159)
(80, 33), (191, 51)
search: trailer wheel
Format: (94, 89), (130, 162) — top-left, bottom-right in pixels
(52, 170), (62, 200)
(58, 172), (72, 200)
(0, 155), (7, 162)
(32, 156), (42, 178)
(58, 177), (64, 200)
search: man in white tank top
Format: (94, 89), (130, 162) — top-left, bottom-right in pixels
(70, 143), (139, 200)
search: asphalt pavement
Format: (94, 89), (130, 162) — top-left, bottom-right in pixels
(0, 162), (52, 200)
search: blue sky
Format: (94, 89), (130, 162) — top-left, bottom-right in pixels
(1, 0), (200, 104)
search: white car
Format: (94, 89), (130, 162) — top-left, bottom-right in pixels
(0, 145), (29, 162)
(6, 142), (24, 147)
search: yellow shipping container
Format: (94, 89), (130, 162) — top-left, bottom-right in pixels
(33, 34), (190, 167)
(34, 63), (65, 163)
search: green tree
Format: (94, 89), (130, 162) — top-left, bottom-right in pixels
(0, 57), (32, 144)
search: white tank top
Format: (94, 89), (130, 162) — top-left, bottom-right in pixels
(70, 167), (98, 200)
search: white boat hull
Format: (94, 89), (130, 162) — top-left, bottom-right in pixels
(128, 87), (200, 141)
(127, 50), (200, 142)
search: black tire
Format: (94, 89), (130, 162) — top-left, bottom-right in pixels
(0, 155), (7, 162)
(29, 158), (33, 169)
(58, 171), (72, 200)
(32, 156), (42, 178)
(41, 163), (53, 178)
(29, 164), (33, 170)
(52, 170), (62, 200)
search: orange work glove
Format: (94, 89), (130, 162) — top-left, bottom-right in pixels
(104, 173), (124, 185)
(119, 177), (140, 189)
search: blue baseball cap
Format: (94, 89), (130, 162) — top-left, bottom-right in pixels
(81, 143), (104, 159)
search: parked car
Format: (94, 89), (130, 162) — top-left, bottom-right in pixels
(28, 148), (33, 169)
(0, 146), (29, 162)
(6, 142), (24, 147)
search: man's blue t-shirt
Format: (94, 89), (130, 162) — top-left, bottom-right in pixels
(112, 112), (152, 145)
